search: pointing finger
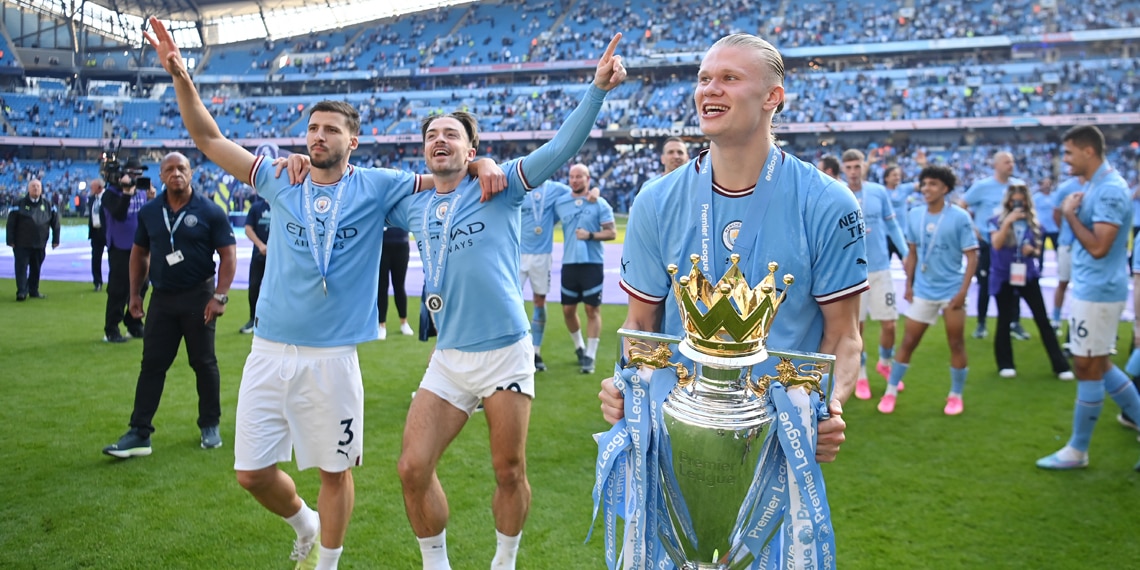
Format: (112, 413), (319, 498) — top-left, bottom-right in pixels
(600, 33), (622, 63)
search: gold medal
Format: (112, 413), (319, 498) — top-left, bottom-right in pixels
(535, 227), (543, 235)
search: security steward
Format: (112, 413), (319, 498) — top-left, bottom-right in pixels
(103, 152), (237, 458)
(6, 178), (60, 300)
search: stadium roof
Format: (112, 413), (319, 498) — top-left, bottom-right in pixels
(88, 0), (312, 22)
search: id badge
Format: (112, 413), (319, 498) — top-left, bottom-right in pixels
(166, 250), (185, 266)
(1010, 261), (1027, 287)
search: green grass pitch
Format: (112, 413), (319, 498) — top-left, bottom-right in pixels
(1, 277), (1138, 568)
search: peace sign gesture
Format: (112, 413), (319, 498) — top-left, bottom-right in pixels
(593, 33), (628, 92)
(143, 16), (189, 79)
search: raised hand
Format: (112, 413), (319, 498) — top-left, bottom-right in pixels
(143, 17), (188, 78)
(593, 33), (627, 91)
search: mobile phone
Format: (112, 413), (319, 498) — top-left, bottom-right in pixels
(136, 177), (151, 190)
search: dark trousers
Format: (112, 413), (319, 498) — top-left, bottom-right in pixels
(105, 248), (146, 336)
(994, 279), (1070, 373)
(977, 243), (1022, 328)
(13, 246), (45, 296)
(248, 254), (266, 322)
(128, 281), (221, 437)
(1039, 232), (1058, 270)
(379, 241), (410, 322)
(91, 235), (106, 286)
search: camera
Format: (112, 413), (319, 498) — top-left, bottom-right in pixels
(1011, 200), (1025, 211)
(100, 141), (148, 187)
(136, 177), (151, 191)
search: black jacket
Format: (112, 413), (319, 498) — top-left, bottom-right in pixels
(6, 194), (60, 249)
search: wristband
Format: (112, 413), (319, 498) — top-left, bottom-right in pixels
(588, 232), (594, 240)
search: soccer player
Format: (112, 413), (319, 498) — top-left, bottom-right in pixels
(147, 18), (504, 570)
(883, 164), (921, 261)
(1051, 175), (1083, 331)
(961, 151), (1029, 340)
(519, 178), (572, 372)
(554, 163), (616, 374)
(841, 149), (908, 400)
(660, 136), (689, 175)
(1037, 125), (1140, 471)
(816, 154), (841, 179)
(1032, 177), (1059, 269)
(601, 32), (860, 451)
(391, 33), (626, 570)
(878, 165), (978, 416)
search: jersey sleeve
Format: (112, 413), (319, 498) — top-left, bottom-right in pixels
(619, 188), (669, 304)
(517, 86), (606, 188)
(250, 155), (291, 207)
(808, 181), (869, 304)
(600, 197), (615, 224)
(352, 166), (422, 218)
(1091, 184), (1130, 227)
(956, 209), (980, 252)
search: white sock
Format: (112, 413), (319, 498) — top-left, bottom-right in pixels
(315, 546), (343, 570)
(533, 345), (541, 356)
(586, 338), (600, 359)
(858, 364), (868, 380)
(948, 391), (962, 399)
(418, 530), (451, 570)
(284, 500), (319, 540)
(570, 330), (585, 350)
(885, 384), (899, 397)
(491, 530), (521, 570)
(1056, 445), (1088, 462)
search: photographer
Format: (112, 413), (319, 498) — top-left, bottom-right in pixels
(987, 184), (1073, 380)
(100, 155), (154, 343)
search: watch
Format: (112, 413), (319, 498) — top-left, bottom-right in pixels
(213, 293), (229, 304)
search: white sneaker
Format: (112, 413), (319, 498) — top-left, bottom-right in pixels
(400, 322), (414, 336)
(1057, 371), (1076, 381)
(378, 326), (387, 340)
(999, 368), (1017, 378)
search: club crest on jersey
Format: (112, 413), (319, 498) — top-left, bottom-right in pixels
(575, 199), (583, 206)
(926, 222), (937, 233)
(435, 201), (449, 219)
(184, 215), (199, 228)
(532, 191), (541, 200)
(314, 196), (333, 214)
(722, 220), (742, 249)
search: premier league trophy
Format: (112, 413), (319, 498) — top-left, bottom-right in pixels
(590, 254), (836, 570)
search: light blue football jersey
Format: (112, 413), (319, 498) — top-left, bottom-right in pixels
(855, 182), (907, 272)
(519, 180), (571, 255)
(250, 156), (420, 346)
(554, 192), (615, 264)
(905, 204), (978, 301)
(886, 182), (912, 215)
(388, 159), (530, 352)
(620, 149), (868, 368)
(1071, 162), (1132, 303)
(1054, 177), (1081, 246)
(388, 84), (609, 351)
(964, 176), (1025, 239)
(1033, 191), (1058, 234)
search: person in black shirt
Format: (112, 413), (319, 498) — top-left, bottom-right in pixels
(88, 178), (106, 292)
(102, 152), (237, 458)
(6, 179), (60, 300)
(241, 193), (270, 334)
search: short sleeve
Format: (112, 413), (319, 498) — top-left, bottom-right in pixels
(619, 189), (668, 303)
(209, 204), (237, 248)
(807, 182), (868, 302)
(958, 211), (979, 251)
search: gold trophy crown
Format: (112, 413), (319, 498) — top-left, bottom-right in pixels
(667, 253), (794, 359)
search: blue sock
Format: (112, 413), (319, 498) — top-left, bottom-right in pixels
(950, 367), (967, 395)
(1126, 349), (1140, 378)
(1051, 306), (1061, 322)
(879, 345), (893, 361)
(1105, 365), (1140, 421)
(1068, 380), (1105, 452)
(888, 362), (909, 388)
(531, 306), (546, 349)
(860, 351), (867, 366)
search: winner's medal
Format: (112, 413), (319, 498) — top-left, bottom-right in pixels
(302, 176), (347, 298)
(534, 227), (543, 235)
(425, 293), (444, 313)
(422, 190), (464, 318)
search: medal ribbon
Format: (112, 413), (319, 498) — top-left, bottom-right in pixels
(421, 190), (465, 300)
(301, 175), (348, 291)
(687, 147), (783, 282)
